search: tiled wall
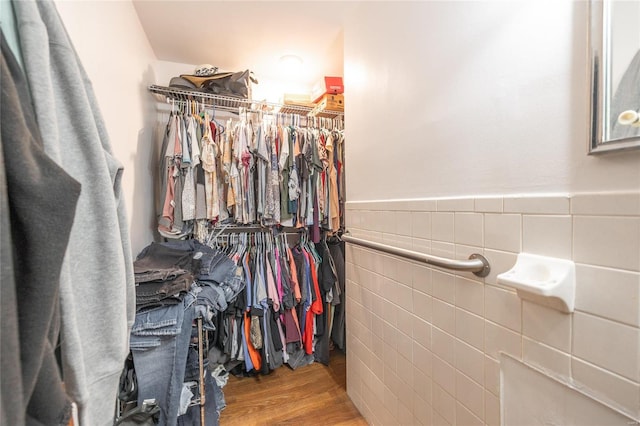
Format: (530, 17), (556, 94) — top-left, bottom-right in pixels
(344, 193), (640, 425)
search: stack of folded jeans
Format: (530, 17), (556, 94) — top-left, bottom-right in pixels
(160, 240), (244, 304)
(134, 243), (203, 310)
(129, 240), (242, 426)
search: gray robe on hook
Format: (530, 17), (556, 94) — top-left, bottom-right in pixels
(12, 1), (135, 425)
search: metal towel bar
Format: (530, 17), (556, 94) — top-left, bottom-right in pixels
(342, 235), (490, 277)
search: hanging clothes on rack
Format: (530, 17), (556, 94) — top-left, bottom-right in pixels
(200, 228), (344, 377)
(155, 103), (345, 242)
(149, 88), (347, 389)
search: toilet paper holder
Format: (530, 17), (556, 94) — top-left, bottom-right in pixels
(496, 253), (575, 313)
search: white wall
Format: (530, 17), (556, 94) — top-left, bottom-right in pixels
(55, 0), (158, 255)
(343, 1), (640, 425)
(344, 1), (640, 202)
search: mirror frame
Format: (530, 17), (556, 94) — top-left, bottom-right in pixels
(588, 0), (640, 154)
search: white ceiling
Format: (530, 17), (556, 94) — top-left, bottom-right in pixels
(132, 1), (351, 94)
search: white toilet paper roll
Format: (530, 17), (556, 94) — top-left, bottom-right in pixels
(617, 109), (639, 126)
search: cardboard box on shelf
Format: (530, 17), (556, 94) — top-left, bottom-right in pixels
(311, 76), (344, 103)
(282, 93), (315, 108)
(310, 93), (344, 117)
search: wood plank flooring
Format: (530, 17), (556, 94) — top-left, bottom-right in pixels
(219, 350), (368, 425)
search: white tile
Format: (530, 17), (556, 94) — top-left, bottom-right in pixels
(388, 234), (413, 251)
(432, 327), (455, 365)
(383, 341), (398, 372)
(396, 354), (414, 389)
(432, 408), (451, 426)
(396, 211), (412, 236)
(574, 216), (640, 272)
(431, 241), (455, 261)
(522, 215), (572, 259)
(369, 211), (384, 232)
(382, 211), (398, 234)
(383, 367), (400, 414)
(397, 308), (413, 337)
(382, 297), (398, 327)
(412, 237), (432, 256)
(456, 370), (485, 419)
(484, 249), (518, 288)
(571, 192), (640, 216)
(485, 285), (522, 332)
(475, 197), (503, 213)
(413, 315), (432, 349)
(389, 200), (416, 211)
(456, 402), (484, 426)
(433, 382), (456, 424)
(504, 195), (570, 214)
(437, 197), (475, 212)
(411, 211), (432, 239)
(432, 361), (456, 407)
(371, 313), (384, 340)
(382, 255), (398, 282)
(522, 301), (572, 352)
(397, 283), (413, 312)
(484, 213), (521, 253)
(432, 212), (455, 242)
(572, 357), (640, 420)
(455, 339), (485, 385)
(432, 270), (456, 304)
(382, 319), (398, 347)
(485, 390), (501, 426)
(414, 396), (433, 426)
(573, 312), (640, 381)
(455, 308), (484, 351)
(414, 341), (433, 377)
(484, 356), (500, 396)
(397, 400), (413, 426)
(396, 258), (414, 287)
(371, 252), (385, 275)
(575, 264), (640, 327)
(455, 213), (484, 247)
(432, 299), (456, 335)
(432, 382), (455, 424)
(413, 289), (432, 323)
(371, 294), (384, 323)
(408, 199), (438, 212)
(370, 350), (384, 379)
(523, 337), (571, 379)
(413, 263), (432, 295)
(345, 201), (360, 211)
(397, 330), (413, 362)
(455, 276), (484, 317)
(485, 320), (522, 360)
(413, 366), (433, 404)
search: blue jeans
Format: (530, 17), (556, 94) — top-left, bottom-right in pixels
(130, 290), (196, 426)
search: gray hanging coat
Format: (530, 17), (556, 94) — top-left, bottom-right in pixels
(12, 1), (135, 425)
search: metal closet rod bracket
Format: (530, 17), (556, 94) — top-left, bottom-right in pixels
(342, 233), (491, 278)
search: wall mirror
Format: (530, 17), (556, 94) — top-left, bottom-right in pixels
(589, 0), (640, 154)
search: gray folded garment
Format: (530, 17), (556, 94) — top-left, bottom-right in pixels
(285, 343), (314, 370)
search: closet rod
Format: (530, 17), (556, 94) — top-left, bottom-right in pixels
(342, 235), (491, 277)
(148, 85), (344, 118)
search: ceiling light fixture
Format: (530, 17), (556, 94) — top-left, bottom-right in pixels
(279, 54), (304, 70)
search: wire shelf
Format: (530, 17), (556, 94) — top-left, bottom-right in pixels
(148, 85), (344, 118)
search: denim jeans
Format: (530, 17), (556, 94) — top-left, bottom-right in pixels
(130, 290), (196, 426)
(162, 241), (236, 285)
(135, 243), (202, 279)
(135, 272), (195, 303)
(176, 371), (220, 426)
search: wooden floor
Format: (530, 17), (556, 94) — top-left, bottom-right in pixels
(219, 350), (368, 425)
